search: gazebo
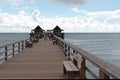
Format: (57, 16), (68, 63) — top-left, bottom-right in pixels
(31, 25), (45, 39)
(52, 25), (64, 39)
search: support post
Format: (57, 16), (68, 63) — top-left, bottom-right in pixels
(68, 47), (70, 60)
(5, 46), (7, 61)
(18, 42), (20, 53)
(25, 40), (28, 48)
(80, 57), (86, 79)
(13, 44), (14, 56)
(22, 41), (24, 50)
(64, 44), (67, 56)
(99, 69), (110, 79)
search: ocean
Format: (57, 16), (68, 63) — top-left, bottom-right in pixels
(0, 33), (29, 45)
(65, 33), (120, 68)
(0, 33), (120, 68)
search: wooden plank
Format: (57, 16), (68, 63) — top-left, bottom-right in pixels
(63, 61), (72, 71)
(0, 39), (66, 79)
(63, 61), (79, 79)
(69, 61), (79, 71)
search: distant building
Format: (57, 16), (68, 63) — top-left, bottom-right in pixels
(31, 25), (44, 38)
(52, 25), (64, 39)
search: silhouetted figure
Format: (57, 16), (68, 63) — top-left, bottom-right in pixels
(30, 32), (34, 42)
(48, 33), (52, 41)
(44, 32), (48, 41)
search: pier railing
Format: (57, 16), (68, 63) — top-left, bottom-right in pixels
(0, 38), (29, 62)
(54, 35), (120, 79)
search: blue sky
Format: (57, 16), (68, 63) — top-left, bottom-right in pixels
(1, 0), (120, 17)
(0, 0), (120, 32)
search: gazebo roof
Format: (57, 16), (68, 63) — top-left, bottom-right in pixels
(32, 25), (44, 31)
(52, 25), (63, 31)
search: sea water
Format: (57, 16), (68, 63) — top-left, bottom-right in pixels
(0, 33), (29, 45)
(65, 33), (120, 68)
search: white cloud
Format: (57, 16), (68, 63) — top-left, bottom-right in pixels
(70, 7), (120, 32)
(18, 10), (26, 15)
(71, 7), (87, 13)
(31, 9), (41, 22)
(87, 10), (120, 18)
(0, 8), (120, 33)
(0, 0), (34, 11)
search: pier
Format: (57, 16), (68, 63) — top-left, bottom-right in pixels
(0, 26), (120, 79)
(0, 38), (66, 79)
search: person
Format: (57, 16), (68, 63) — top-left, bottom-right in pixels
(48, 33), (52, 41)
(43, 31), (48, 41)
(30, 32), (34, 42)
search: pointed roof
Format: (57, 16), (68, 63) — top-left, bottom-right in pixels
(35, 25), (44, 31)
(53, 25), (63, 31)
(32, 25), (44, 31)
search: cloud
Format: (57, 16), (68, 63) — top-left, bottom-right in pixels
(0, 8), (120, 33)
(71, 7), (120, 23)
(71, 7), (120, 18)
(18, 10), (26, 15)
(87, 10), (120, 18)
(51, 0), (86, 5)
(71, 7), (87, 13)
(0, 0), (34, 11)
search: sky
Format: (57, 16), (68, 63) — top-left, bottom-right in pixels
(0, 0), (120, 33)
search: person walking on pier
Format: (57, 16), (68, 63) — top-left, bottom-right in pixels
(48, 33), (52, 41)
(44, 31), (48, 41)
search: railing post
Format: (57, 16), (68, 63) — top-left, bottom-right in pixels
(59, 41), (62, 49)
(99, 69), (110, 79)
(80, 57), (86, 79)
(13, 44), (14, 56)
(18, 42), (20, 53)
(73, 50), (77, 65)
(22, 41), (24, 50)
(68, 47), (70, 60)
(63, 43), (65, 53)
(64, 44), (67, 56)
(5, 46), (7, 61)
(73, 50), (77, 55)
(25, 40), (28, 48)
(60, 41), (62, 49)
(61, 42), (64, 51)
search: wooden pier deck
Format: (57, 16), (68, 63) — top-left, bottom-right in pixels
(0, 39), (67, 79)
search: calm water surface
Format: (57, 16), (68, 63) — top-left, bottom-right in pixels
(65, 33), (120, 68)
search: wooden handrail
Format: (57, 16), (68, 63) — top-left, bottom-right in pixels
(54, 35), (120, 79)
(0, 38), (30, 62)
(0, 38), (29, 49)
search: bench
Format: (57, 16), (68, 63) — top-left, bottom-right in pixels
(28, 41), (33, 48)
(63, 61), (79, 79)
(26, 40), (33, 48)
(52, 38), (57, 45)
(63, 54), (85, 79)
(33, 38), (39, 43)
